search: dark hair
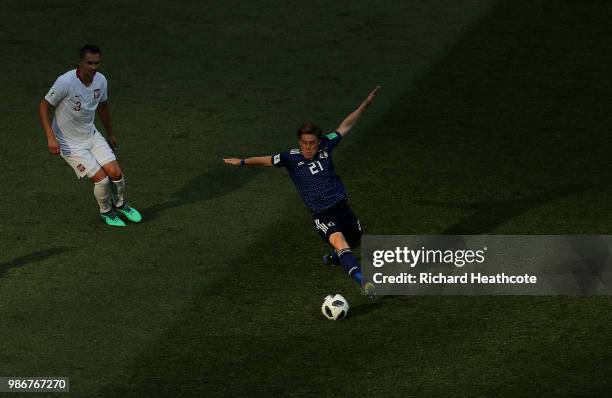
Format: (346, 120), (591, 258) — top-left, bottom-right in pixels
(79, 44), (101, 59)
(296, 123), (322, 139)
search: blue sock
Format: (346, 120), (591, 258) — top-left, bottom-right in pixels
(330, 252), (340, 265)
(338, 249), (362, 285)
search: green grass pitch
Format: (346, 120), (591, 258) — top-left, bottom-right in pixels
(2, 0), (612, 396)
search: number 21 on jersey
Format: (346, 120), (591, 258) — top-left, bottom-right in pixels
(309, 161), (324, 175)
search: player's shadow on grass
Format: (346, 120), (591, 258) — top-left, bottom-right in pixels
(417, 184), (590, 235)
(141, 164), (261, 222)
(349, 295), (414, 318)
(0, 247), (70, 278)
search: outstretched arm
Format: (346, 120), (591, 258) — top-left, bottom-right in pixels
(336, 86), (381, 136)
(224, 156), (273, 167)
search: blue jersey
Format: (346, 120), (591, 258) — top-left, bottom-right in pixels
(272, 132), (347, 214)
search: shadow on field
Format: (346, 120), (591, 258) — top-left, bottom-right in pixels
(417, 184), (590, 234)
(0, 247), (70, 278)
(349, 295), (414, 318)
(141, 164), (261, 221)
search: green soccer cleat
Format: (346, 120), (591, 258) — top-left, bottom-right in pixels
(100, 210), (126, 227)
(115, 203), (142, 223)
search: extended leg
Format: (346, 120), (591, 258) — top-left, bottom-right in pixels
(328, 232), (362, 285)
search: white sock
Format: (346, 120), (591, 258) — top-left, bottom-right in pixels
(111, 176), (125, 208)
(93, 177), (112, 213)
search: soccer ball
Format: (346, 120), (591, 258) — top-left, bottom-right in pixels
(321, 294), (349, 320)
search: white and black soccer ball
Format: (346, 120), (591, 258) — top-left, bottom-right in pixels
(321, 294), (349, 320)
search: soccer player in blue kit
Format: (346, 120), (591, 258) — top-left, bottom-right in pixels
(224, 86), (380, 295)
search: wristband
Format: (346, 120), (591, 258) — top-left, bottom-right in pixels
(240, 159), (246, 166)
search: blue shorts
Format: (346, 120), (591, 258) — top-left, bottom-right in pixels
(312, 200), (363, 247)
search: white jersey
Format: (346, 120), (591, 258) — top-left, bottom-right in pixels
(45, 69), (108, 148)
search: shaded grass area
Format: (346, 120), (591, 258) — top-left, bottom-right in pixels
(2, 0), (612, 397)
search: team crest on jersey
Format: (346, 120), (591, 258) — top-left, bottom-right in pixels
(298, 161), (305, 166)
(319, 151), (329, 159)
(77, 164), (85, 172)
(94, 89), (100, 99)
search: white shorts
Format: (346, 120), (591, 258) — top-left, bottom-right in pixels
(59, 131), (117, 179)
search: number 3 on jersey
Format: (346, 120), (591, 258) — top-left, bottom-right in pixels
(309, 161), (324, 175)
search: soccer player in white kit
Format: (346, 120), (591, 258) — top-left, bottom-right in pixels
(38, 44), (142, 227)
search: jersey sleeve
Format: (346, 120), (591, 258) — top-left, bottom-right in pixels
(99, 74), (108, 102)
(44, 76), (69, 106)
(321, 131), (343, 151)
(271, 152), (290, 168)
